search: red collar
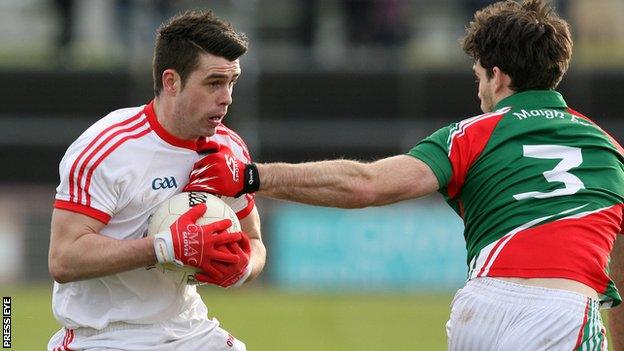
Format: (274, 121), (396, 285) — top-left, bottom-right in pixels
(144, 100), (199, 151)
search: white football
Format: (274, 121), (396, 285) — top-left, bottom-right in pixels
(147, 191), (241, 285)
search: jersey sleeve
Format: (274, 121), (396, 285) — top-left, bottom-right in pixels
(407, 111), (505, 199)
(54, 137), (118, 224)
(212, 125), (256, 220)
(407, 126), (453, 190)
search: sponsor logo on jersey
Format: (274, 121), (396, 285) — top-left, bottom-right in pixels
(151, 176), (178, 190)
(513, 109), (565, 120)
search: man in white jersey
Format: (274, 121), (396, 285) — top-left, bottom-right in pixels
(184, 1), (624, 350)
(47, 10), (265, 351)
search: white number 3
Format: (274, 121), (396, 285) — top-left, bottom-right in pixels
(513, 145), (585, 200)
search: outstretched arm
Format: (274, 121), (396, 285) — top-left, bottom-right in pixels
(257, 155), (439, 208)
(609, 234), (624, 350)
(184, 148), (440, 208)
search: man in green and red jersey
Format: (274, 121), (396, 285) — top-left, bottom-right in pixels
(183, 0), (624, 349)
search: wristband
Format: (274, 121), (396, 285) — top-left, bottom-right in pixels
(239, 163), (260, 196)
(153, 232), (183, 267)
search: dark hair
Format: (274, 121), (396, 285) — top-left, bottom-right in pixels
(461, 0), (572, 91)
(153, 10), (248, 96)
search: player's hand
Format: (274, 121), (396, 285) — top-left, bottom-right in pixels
(153, 204), (242, 272)
(183, 145), (259, 197)
(196, 231), (252, 288)
(196, 139), (221, 153)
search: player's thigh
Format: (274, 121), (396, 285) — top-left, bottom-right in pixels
(446, 286), (509, 351)
(177, 324), (246, 351)
(498, 302), (607, 351)
(48, 322), (246, 351)
(446, 278), (598, 351)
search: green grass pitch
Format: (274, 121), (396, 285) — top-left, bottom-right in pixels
(5, 284), (616, 350)
(5, 284), (452, 350)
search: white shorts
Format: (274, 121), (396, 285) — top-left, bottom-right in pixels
(446, 278), (607, 351)
(47, 317), (246, 351)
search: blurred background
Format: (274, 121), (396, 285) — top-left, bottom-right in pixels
(1, 0), (623, 350)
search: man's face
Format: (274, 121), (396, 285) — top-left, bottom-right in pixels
(473, 61), (495, 113)
(173, 53), (240, 139)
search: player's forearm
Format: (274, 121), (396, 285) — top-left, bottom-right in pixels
(247, 238), (266, 282)
(256, 160), (377, 208)
(608, 235), (624, 350)
(49, 233), (156, 283)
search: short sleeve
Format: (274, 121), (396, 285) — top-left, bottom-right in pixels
(407, 126), (453, 189)
(409, 112), (505, 199)
(54, 137), (118, 224)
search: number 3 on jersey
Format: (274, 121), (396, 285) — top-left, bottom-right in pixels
(513, 145), (585, 200)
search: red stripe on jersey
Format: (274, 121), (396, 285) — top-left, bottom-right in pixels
(83, 128), (151, 206)
(236, 196), (255, 220)
(574, 300), (590, 349)
(57, 328), (68, 351)
(216, 129), (250, 161)
(76, 118), (149, 205)
(54, 328), (74, 351)
(447, 112), (505, 198)
(485, 204), (623, 293)
(476, 229), (510, 278)
(69, 110), (144, 203)
(68, 329), (75, 351)
(217, 124), (247, 148)
(54, 199), (111, 224)
(568, 107), (624, 156)
(216, 126), (251, 161)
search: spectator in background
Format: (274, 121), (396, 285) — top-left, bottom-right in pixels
(297, 0), (410, 47)
(52, 0), (74, 68)
(114, 0), (175, 65)
(341, 0), (410, 46)
(465, 0), (568, 20)
(52, 0), (177, 68)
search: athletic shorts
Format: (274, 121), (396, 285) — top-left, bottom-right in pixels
(446, 277), (606, 351)
(47, 317), (246, 351)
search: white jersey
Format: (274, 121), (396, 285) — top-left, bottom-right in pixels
(53, 101), (255, 330)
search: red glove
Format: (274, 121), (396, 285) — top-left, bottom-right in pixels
(196, 139), (221, 153)
(153, 204), (242, 272)
(196, 232), (252, 288)
(184, 145), (259, 197)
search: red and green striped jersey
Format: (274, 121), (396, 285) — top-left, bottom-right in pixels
(408, 90), (624, 307)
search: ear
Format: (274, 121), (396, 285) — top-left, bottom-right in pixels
(491, 66), (512, 93)
(161, 69), (181, 95)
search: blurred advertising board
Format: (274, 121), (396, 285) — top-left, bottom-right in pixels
(270, 197), (466, 292)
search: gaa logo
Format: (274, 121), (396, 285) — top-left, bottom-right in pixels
(151, 176), (178, 190)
